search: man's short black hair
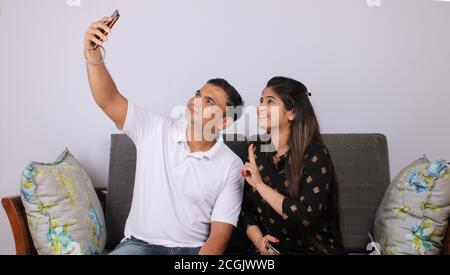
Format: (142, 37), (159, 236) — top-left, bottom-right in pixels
(206, 78), (244, 121)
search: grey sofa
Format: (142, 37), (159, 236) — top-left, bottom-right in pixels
(4, 133), (449, 254)
(105, 133), (391, 253)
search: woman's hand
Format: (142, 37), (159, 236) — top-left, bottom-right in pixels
(256, 235), (280, 255)
(241, 144), (264, 190)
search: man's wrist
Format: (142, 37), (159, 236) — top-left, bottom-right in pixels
(84, 46), (105, 65)
(85, 48), (100, 60)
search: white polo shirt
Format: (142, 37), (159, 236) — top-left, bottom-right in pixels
(121, 103), (244, 248)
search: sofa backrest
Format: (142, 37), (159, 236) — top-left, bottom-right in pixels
(105, 134), (136, 249)
(322, 134), (390, 252)
(105, 133), (390, 252)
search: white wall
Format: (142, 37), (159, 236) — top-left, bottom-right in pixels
(1, 0), (449, 254)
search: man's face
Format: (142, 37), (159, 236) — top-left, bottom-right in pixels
(186, 83), (230, 137)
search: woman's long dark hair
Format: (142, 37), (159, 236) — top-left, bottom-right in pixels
(266, 76), (342, 248)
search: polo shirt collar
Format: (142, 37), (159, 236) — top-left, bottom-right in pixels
(173, 118), (223, 160)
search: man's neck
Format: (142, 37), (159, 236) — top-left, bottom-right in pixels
(186, 124), (218, 153)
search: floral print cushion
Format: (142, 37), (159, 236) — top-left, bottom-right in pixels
(374, 157), (450, 255)
(20, 148), (106, 255)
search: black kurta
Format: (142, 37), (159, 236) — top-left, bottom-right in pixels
(240, 139), (343, 254)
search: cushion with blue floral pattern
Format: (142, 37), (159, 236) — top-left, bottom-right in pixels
(374, 156), (450, 255)
(20, 148), (106, 255)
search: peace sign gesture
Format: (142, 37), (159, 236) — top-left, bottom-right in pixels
(241, 144), (264, 190)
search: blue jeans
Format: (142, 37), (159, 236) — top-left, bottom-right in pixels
(109, 236), (201, 255)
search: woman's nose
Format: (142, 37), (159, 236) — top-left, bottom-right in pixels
(258, 103), (268, 112)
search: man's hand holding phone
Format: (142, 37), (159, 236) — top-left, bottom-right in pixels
(84, 10), (120, 64)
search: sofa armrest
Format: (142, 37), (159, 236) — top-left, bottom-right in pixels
(95, 187), (107, 214)
(1, 196), (37, 255)
(444, 222), (450, 255)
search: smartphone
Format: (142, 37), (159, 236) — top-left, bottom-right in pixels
(266, 242), (281, 255)
(93, 10), (120, 50)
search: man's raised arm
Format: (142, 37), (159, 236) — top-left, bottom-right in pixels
(84, 15), (127, 129)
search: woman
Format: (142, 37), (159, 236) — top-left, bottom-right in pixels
(240, 76), (343, 255)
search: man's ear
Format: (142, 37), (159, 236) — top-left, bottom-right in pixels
(218, 116), (233, 131)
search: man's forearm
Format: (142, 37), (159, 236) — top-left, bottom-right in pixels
(86, 49), (120, 109)
(199, 238), (227, 255)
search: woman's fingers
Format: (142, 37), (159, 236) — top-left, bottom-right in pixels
(242, 165), (251, 178)
(240, 168), (245, 177)
(259, 239), (270, 255)
(259, 235), (279, 255)
(244, 162), (256, 170)
(242, 162), (256, 177)
(266, 235), (280, 243)
(248, 144), (256, 165)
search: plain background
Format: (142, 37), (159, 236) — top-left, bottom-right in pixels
(1, 0), (449, 254)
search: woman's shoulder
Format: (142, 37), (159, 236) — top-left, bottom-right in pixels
(304, 140), (332, 165)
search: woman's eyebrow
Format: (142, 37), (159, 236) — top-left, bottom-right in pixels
(263, 95), (278, 101)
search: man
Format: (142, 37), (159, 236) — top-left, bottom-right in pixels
(84, 15), (244, 255)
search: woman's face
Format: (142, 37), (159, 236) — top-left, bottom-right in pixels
(257, 87), (295, 132)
